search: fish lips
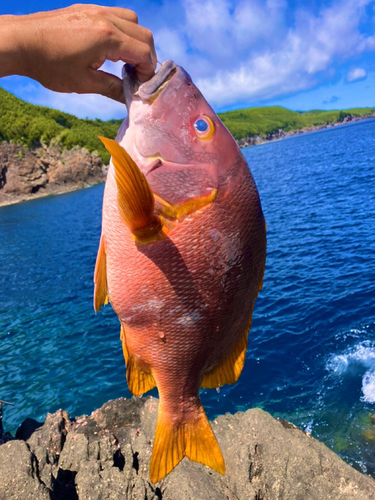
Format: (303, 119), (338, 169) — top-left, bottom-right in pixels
(123, 60), (178, 111)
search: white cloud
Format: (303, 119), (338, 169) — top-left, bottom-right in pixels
(3, 0), (375, 118)
(154, 29), (190, 68)
(347, 67), (367, 82)
(73, 0), (375, 113)
(40, 91), (126, 120)
(154, 0), (375, 108)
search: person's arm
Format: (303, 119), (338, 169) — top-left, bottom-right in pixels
(0, 4), (156, 103)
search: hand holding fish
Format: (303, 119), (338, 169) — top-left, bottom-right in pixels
(0, 4), (156, 103)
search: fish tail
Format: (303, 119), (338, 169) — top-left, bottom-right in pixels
(150, 397), (225, 483)
(98, 136), (163, 243)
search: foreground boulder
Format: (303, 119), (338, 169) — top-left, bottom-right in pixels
(0, 397), (374, 500)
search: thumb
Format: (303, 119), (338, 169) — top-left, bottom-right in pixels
(83, 69), (125, 104)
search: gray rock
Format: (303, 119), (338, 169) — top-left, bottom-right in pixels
(0, 440), (50, 500)
(0, 396), (374, 500)
(0, 141), (106, 207)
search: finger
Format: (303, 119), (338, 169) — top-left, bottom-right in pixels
(107, 15), (157, 69)
(107, 28), (156, 82)
(67, 4), (139, 23)
(102, 7), (138, 24)
(107, 16), (151, 45)
(81, 69), (125, 104)
(135, 63), (156, 82)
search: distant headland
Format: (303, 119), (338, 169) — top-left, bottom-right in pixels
(220, 106), (375, 147)
(1, 87), (374, 207)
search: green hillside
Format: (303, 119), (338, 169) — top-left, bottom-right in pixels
(0, 87), (122, 163)
(218, 106), (375, 140)
(1, 87), (374, 161)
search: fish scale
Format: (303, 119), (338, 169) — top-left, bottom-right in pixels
(94, 61), (266, 483)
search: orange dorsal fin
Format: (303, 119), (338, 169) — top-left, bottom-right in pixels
(150, 399), (225, 483)
(120, 325), (156, 395)
(201, 311), (253, 389)
(98, 137), (164, 243)
(93, 234), (108, 312)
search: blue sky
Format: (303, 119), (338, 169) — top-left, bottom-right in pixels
(1, 0), (375, 119)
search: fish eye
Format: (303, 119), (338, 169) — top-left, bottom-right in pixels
(193, 116), (215, 139)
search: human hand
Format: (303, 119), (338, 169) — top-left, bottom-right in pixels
(0, 4), (156, 103)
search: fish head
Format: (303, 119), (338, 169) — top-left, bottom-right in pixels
(118, 61), (241, 206)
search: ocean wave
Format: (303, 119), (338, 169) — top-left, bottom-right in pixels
(361, 371), (375, 404)
(326, 341), (375, 403)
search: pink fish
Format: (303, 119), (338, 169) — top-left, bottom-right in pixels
(94, 61), (266, 483)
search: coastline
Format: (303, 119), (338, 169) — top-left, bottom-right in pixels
(0, 180), (105, 208)
(236, 113), (375, 148)
(0, 141), (107, 208)
(1, 113), (374, 208)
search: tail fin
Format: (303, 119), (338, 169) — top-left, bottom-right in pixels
(150, 400), (225, 483)
(98, 137), (164, 243)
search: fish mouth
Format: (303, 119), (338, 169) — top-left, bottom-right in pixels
(123, 60), (177, 111)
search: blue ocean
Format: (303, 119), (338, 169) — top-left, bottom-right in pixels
(1, 118), (375, 475)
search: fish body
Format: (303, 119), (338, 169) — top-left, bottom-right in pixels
(94, 61), (266, 482)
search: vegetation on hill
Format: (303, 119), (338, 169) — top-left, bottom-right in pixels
(218, 106), (375, 140)
(0, 87), (122, 163)
(1, 87), (374, 161)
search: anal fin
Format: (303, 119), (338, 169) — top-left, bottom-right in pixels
(120, 325), (156, 396)
(201, 312), (253, 389)
(93, 234), (108, 312)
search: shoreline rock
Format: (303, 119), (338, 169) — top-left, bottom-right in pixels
(0, 141), (107, 208)
(236, 113), (375, 149)
(0, 397), (374, 500)
(1, 114), (374, 208)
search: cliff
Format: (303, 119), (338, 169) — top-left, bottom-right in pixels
(1, 83), (374, 207)
(2, 115), (375, 208)
(0, 397), (374, 500)
(0, 141), (106, 207)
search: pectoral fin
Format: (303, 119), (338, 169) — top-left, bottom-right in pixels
(98, 137), (164, 244)
(93, 234), (108, 312)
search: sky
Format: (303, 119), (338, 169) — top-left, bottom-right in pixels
(1, 0), (375, 120)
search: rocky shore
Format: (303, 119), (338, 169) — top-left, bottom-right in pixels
(236, 113), (375, 148)
(0, 396), (374, 500)
(1, 114), (374, 208)
(0, 141), (106, 207)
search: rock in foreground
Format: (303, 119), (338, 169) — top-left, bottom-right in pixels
(0, 397), (374, 500)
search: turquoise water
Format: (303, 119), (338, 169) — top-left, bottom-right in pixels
(1, 119), (375, 474)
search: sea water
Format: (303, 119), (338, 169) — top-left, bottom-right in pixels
(1, 119), (375, 475)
